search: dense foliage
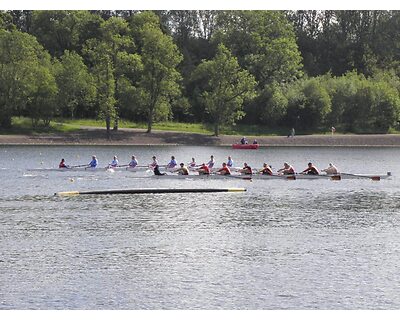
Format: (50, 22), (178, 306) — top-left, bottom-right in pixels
(1, 10), (400, 135)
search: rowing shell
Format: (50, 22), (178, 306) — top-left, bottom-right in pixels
(25, 167), (392, 180)
(139, 172), (392, 180)
(26, 166), (182, 173)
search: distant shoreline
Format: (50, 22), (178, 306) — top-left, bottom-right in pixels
(1, 128), (400, 147)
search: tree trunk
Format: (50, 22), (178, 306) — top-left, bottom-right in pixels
(106, 116), (111, 140)
(113, 117), (118, 131)
(147, 106), (154, 133)
(214, 122), (219, 136)
(0, 114), (12, 129)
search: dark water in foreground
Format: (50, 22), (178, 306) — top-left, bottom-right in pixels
(1, 145), (400, 309)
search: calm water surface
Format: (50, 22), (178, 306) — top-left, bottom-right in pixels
(1, 145), (400, 309)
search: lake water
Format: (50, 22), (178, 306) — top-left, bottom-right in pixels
(1, 145), (400, 309)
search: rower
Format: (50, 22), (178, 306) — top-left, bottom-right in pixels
(167, 156), (177, 169)
(227, 156), (234, 168)
(240, 137), (248, 144)
(129, 155), (138, 168)
(322, 163), (338, 175)
(218, 162), (231, 175)
(277, 162), (295, 175)
(88, 155), (98, 168)
(188, 157), (196, 168)
(149, 156), (158, 168)
(153, 164), (166, 176)
(253, 139), (258, 144)
(59, 158), (68, 168)
(175, 163), (189, 175)
(109, 155), (119, 167)
(197, 163), (210, 175)
(301, 162), (320, 175)
(259, 163), (273, 175)
(239, 162), (252, 175)
(207, 155), (215, 169)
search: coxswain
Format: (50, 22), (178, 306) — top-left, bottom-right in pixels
(259, 163), (273, 175)
(197, 163), (210, 175)
(167, 156), (177, 169)
(301, 162), (320, 175)
(227, 156), (234, 168)
(188, 157), (196, 168)
(175, 163), (189, 175)
(153, 164), (166, 176)
(239, 162), (252, 175)
(278, 162), (295, 175)
(149, 156), (158, 168)
(129, 155), (138, 168)
(207, 155), (215, 169)
(217, 162), (231, 175)
(59, 158), (68, 168)
(322, 163), (338, 175)
(109, 155), (119, 167)
(88, 155), (98, 168)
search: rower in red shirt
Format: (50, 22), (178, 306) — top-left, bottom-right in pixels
(197, 163), (210, 175)
(59, 158), (68, 168)
(217, 162), (231, 175)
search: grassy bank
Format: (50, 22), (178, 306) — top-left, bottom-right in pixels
(1, 117), (293, 136)
(3, 116), (396, 137)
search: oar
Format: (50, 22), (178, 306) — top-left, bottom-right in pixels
(70, 164), (89, 168)
(341, 172), (381, 181)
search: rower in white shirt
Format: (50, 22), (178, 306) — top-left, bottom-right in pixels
(188, 157), (196, 168)
(227, 156), (234, 167)
(129, 155), (138, 168)
(322, 163), (339, 174)
(167, 156), (177, 169)
(207, 155), (215, 169)
(109, 155), (119, 167)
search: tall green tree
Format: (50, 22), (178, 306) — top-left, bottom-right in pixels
(54, 50), (96, 119)
(192, 44), (256, 136)
(134, 17), (183, 133)
(213, 11), (302, 125)
(83, 16), (136, 134)
(214, 11), (303, 87)
(30, 11), (104, 58)
(27, 62), (58, 127)
(0, 29), (54, 128)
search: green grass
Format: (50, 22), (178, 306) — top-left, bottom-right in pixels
(3, 117), (399, 136)
(0, 117), (79, 135)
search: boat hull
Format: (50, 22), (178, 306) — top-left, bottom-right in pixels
(25, 167), (391, 180)
(232, 144), (259, 149)
(143, 172), (392, 180)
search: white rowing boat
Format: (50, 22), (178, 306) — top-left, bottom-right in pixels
(26, 165), (181, 173)
(25, 166), (392, 180)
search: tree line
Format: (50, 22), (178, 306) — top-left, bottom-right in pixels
(1, 10), (400, 135)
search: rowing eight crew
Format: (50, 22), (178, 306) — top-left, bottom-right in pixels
(59, 154), (338, 176)
(155, 161), (338, 176)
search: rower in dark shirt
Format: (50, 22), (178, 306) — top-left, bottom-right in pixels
(153, 165), (166, 176)
(301, 162), (320, 175)
(239, 162), (252, 175)
(259, 163), (273, 175)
